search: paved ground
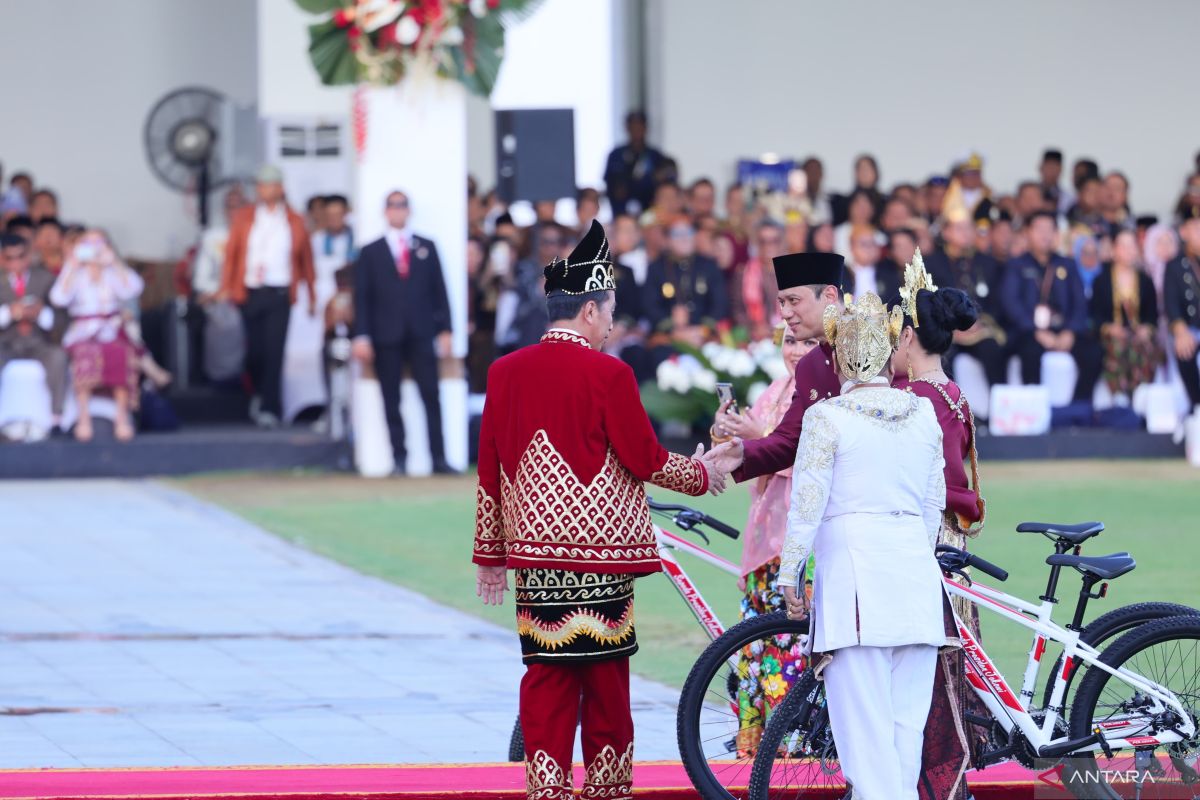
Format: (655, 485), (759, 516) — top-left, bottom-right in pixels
(0, 480), (679, 767)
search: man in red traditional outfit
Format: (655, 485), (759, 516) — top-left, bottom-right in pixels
(472, 220), (727, 800)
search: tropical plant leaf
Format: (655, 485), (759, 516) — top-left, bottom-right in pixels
(639, 383), (710, 426)
(308, 19), (359, 86)
(294, 0), (343, 14)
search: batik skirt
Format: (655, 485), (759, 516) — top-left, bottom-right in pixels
(515, 569), (637, 664)
(734, 558), (811, 756)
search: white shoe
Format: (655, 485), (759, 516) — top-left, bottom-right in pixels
(1, 421), (26, 442)
(254, 411), (280, 429)
(24, 424), (48, 443)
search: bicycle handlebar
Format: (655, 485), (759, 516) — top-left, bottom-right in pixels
(935, 544), (1009, 582)
(646, 498), (740, 540)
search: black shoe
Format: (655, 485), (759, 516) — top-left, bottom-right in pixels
(391, 463), (407, 477)
(432, 459), (461, 475)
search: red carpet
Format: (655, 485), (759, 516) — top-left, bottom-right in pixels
(0, 761), (1042, 800)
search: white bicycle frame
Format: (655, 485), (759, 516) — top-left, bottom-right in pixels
(655, 523), (743, 641)
(944, 574), (1196, 755)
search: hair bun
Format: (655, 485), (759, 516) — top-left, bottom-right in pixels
(930, 287), (979, 332)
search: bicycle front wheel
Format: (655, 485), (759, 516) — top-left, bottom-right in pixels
(1064, 615), (1200, 799)
(676, 610), (810, 800)
(747, 668), (843, 800)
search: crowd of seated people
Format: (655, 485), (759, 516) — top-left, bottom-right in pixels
(466, 115), (1200, 423)
(7, 118), (1200, 445)
(0, 165), (172, 443)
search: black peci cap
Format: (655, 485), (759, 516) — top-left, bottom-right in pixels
(772, 252), (845, 291)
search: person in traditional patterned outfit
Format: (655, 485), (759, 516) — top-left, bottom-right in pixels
(713, 324), (819, 753)
(779, 292), (952, 800)
(891, 251), (987, 800)
(472, 220), (727, 800)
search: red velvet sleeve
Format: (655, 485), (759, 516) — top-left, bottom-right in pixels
(472, 364), (507, 567)
(734, 343), (838, 483)
(604, 363), (709, 496)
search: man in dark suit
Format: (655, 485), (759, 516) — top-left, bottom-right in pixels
(1000, 210), (1101, 401)
(352, 190), (455, 475)
(925, 214), (1008, 388)
(642, 217), (729, 338)
(0, 233), (67, 428)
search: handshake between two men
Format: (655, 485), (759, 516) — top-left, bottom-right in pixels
(693, 436), (745, 496)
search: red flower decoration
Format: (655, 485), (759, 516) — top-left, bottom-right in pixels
(347, 25), (362, 51)
(332, 7), (354, 27)
(376, 21), (398, 47)
(487, 0), (500, 8)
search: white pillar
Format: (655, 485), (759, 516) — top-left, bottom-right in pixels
(355, 79), (469, 475)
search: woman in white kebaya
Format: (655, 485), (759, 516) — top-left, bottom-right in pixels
(779, 292), (951, 800)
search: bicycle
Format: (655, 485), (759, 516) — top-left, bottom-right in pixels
(746, 522), (1200, 800)
(676, 519), (1198, 800)
(505, 496), (743, 761)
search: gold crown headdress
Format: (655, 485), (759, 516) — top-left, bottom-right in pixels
(822, 292), (903, 383)
(899, 247), (937, 328)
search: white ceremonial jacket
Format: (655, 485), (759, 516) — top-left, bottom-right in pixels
(780, 387), (948, 653)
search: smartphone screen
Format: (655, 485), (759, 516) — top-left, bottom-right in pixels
(716, 382), (738, 415)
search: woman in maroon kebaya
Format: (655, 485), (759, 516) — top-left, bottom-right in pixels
(892, 256), (986, 800)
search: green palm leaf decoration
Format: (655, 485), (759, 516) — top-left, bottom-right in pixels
(293, 0), (544, 96)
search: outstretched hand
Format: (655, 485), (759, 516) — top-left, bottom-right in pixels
(476, 565), (509, 606)
(702, 437), (744, 478)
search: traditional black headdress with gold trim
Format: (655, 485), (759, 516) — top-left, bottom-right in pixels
(544, 220), (616, 296)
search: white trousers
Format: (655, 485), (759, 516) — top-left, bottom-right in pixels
(823, 643), (937, 800)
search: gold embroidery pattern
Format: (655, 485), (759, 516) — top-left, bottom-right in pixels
(792, 483), (825, 524)
(473, 486), (505, 560)
(798, 407), (837, 472)
(527, 750), (572, 800)
(500, 431), (660, 568)
(540, 330), (592, 349)
(581, 742), (634, 800)
(517, 604), (635, 650)
(648, 451), (706, 495)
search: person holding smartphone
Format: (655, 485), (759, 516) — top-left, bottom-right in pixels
(49, 231), (144, 442)
(0, 232), (68, 436)
(712, 325), (819, 753)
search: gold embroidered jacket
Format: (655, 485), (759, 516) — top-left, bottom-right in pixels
(472, 329), (710, 574)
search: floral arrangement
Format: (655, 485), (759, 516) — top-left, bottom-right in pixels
(295, 0), (543, 95)
(640, 341), (789, 427)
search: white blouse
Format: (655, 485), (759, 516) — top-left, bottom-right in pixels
(780, 387), (948, 652)
(49, 264), (144, 348)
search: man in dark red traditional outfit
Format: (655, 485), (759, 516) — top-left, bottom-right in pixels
(472, 220), (727, 800)
(711, 252), (846, 480)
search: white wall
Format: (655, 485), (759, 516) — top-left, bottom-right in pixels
(0, 0), (257, 260)
(257, 0), (353, 119)
(490, 0), (625, 191)
(649, 0), (1200, 218)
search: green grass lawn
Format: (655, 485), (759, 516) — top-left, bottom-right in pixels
(178, 461), (1200, 690)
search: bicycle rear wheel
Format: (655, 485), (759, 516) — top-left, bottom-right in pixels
(746, 669), (844, 800)
(1041, 601), (1200, 711)
(1064, 615), (1200, 799)
(676, 611), (810, 800)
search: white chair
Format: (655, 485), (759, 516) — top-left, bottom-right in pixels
(0, 360), (53, 439)
(951, 353), (990, 420)
(1040, 351), (1078, 408)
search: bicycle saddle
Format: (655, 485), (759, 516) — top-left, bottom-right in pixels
(1045, 552), (1136, 581)
(1017, 521), (1105, 544)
